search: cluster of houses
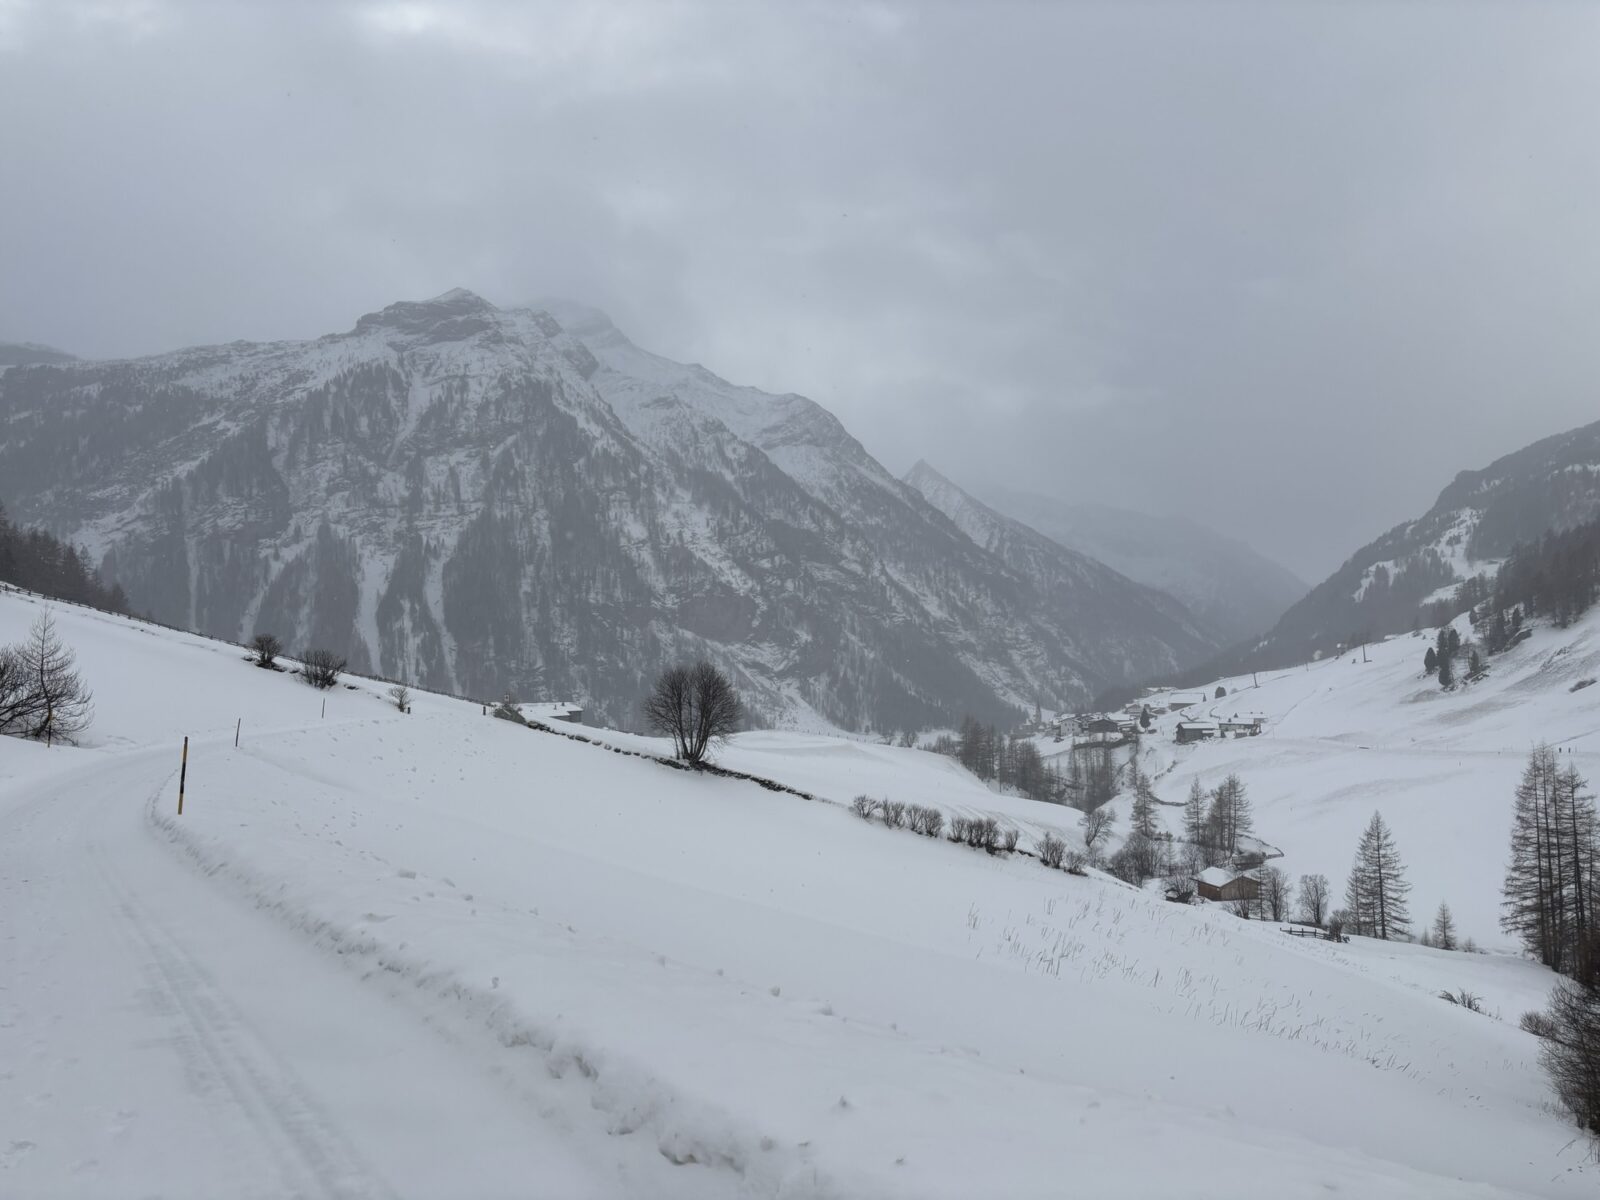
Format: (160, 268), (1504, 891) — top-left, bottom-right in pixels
(1048, 697), (1268, 748)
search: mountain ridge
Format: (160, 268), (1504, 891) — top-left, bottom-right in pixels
(0, 291), (1228, 730)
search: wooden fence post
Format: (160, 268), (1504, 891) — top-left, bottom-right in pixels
(178, 737), (189, 815)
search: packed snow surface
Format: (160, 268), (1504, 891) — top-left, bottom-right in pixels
(1, 587), (1593, 1197)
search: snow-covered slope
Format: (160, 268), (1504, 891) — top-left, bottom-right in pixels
(1101, 606), (1600, 955)
(0, 291), (1222, 731)
(1252, 417), (1600, 665)
(0, 587), (1590, 1197)
(977, 481), (1307, 645)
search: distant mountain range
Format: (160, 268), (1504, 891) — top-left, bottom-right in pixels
(0, 291), (1238, 730)
(1247, 417), (1600, 667)
(960, 482), (1305, 646)
(0, 341), (76, 367)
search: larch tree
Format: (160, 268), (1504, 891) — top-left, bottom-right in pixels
(1130, 775), (1160, 841)
(1346, 811), (1412, 940)
(1183, 778), (1208, 846)
(1207, 774), (1252, 854)
(1502, 746), (1598, 981)
(1432, 901), (1457, 951)
(19, 611), (92, 744)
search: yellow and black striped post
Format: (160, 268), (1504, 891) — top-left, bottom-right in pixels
(177, 737), (189, 815)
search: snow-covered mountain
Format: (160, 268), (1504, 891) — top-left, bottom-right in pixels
(0, 290), (1222, 729)
(0, 340), (76, 367)
(973, 483), (1306, 646)
(902, 459), (1219, 662)
(1254, 417), (1600, 665)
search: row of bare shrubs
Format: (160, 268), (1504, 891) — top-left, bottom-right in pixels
(851, 795), (1089, 876)
(852, 794), (945, 838)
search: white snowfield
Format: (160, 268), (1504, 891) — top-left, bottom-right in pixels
(1134, 610), (1600, 953)
(1, 589), (1594, 1198)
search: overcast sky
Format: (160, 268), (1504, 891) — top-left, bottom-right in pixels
(3, 1), (1597, 579)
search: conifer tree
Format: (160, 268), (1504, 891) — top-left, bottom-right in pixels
(1432, 901), (1457, 951)
(1130, 777), (1160, 840)
(1183, 777), (1208, 846)
(1423, 646), (1438, 674)
(1346, 811), (1411, 940)
(1502, 748), (1598, 980)
(16, 611), (92, 744)
(1206, 774), (1252, 854)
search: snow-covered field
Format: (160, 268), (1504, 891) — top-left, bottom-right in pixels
(1121, 609), (1600, 952)
(1, 587), (1594, 1197)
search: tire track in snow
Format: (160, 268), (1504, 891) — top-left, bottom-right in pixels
(89, 774), (399, 1200)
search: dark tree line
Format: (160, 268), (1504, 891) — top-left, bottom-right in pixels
(947, 716), (1064, 803)
(0, 504), (127, 614)
(1490, 514), (1600, 632)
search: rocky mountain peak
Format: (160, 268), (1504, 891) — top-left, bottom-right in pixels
(354, 288), (499, 339)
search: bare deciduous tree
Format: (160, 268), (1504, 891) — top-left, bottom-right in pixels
(1037, 833), (1067, 869)
(250, 632), (282, 669)
(1262, 866), (1291, 922)
(1081, 804), (1115, 858)
(300, 648), (347, 690)
(388, 682), (410, 713)
(643, 660), (742, 765)
(1296, 873), (1331, 926)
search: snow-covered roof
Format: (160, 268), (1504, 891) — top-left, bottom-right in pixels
(515, 701), (583, 719)
(1176, 720), (1217, 731)
(1197, 866), (1241, 886)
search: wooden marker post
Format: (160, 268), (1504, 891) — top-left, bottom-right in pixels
(178, 737), (189, 815)
(235, 718), (241, 748)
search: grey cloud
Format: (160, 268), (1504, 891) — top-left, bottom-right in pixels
(2, 0), (1597, 578)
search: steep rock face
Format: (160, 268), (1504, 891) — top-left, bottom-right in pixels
(1, 292), (1221, 728)
(976, 484), (1305, 646)
(553, 304), (1226, 707)
(1254, 417), (1600, 664)
(903, 461), (1218, 676)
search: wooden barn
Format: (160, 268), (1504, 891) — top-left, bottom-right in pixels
(1195, 866), (1261, 903)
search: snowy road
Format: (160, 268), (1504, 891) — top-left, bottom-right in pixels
(0, 742), (663, 1199)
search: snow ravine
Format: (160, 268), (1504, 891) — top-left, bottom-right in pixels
(0, 587), (1592, 1198)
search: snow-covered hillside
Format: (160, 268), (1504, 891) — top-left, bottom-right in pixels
(1099, 607), (1600, 954)
(1, 588), (1591, 1197)
(1253, 416), (1600, 666)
